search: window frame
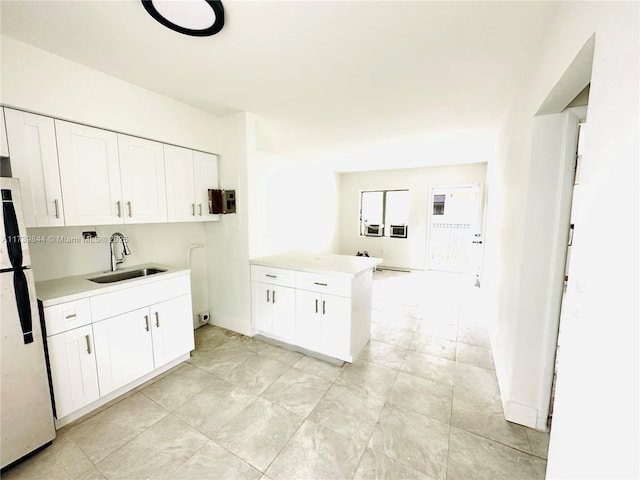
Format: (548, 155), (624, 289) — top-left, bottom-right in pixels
(359, 189), (409, 238)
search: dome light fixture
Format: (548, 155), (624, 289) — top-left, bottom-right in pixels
(141, 0), (224, 37)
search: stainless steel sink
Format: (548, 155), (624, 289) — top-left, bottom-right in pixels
(88, 267), (167, 284)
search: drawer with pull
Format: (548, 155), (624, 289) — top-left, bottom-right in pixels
(43, 298), (92, 336)
(250, 265), (296, 288)
(295, 271), (352, 297)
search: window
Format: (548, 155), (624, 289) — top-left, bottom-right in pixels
(360, 190), (409, 237)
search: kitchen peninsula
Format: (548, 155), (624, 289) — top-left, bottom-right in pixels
(249, 251), (382, 363)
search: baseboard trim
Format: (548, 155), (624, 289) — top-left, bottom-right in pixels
(505, 400), (538, 428)
(209, 313), (253, 337)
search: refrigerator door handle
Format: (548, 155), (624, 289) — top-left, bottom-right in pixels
(13, 269), (33, 344)
(2, 189), (24, 268)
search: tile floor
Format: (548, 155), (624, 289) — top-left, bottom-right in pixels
(4, 270), (550, 480)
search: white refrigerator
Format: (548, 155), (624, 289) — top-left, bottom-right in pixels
(0, 177), (55, 470)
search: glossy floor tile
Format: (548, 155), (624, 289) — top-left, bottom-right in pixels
(5, 270), (550, 480)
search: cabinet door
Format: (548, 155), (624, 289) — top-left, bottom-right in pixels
(92, 308), (154, 396)
(272, 286), (295, 342)
(0, 108), (8, 157)
(150, 295), (194, 368)
(295, 290), (322, 351)
(252, 281), (273, 333)
(193, 151), (220, 222)
(118, 134), (167, 224)
(55, 120), (122, 226)
(320, 294), (351, 360)
(5, 109), (65, 227)
(164, 144), (195, 222)
(47, 325), (100, 418)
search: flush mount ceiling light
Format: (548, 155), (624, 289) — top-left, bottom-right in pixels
(142, 0), (224, 37)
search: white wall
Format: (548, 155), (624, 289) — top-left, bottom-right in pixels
(27, 224), (206, 282)
(205, 112), (253, 335)
(483, 2), (639, 477)
(206, 113), (341, 336)
(249, 150), (340, 258)
(339, 163), (487, 269)
(0, 36), (223, 152)
(1, 37), (224, 324)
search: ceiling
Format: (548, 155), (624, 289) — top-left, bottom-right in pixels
(0, 1), (559, 169)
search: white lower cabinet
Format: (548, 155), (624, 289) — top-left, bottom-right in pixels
(150, 295), (195, 368)
(41, 271), (194, 426)
(251, 263), (373, 362)
(318, 294), (351, 359)
(46, 324), (100, 419)
(252, 282), (295, 342)
(93, 295), (194, 395)
(295, 290), (350, 359)
(93, 307), (155, 396)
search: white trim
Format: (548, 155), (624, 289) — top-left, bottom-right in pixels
(535, 109), (580, 430)
(209, 313), (253, 337)
(505, 401), (539, 429)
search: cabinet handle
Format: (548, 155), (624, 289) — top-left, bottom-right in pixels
(54, 199), (60, 219)
(198, 203), (203, 216)
(267, 289), (270, 303)
(127, 201), (132, 217)
(117, 201), (122, 217)
(322, 300), (326, 315)
(192, 203), (196, 216)
(314, 282), (328, 287)
(273, 291), (276, 304)
(265, 274), (277, 278)
(64, 313), (76, 319)
(315, 299), (318, 313)
(144, 315), (150, 331)
(155, 311), (160, 327)
(85, 334), (92, 354)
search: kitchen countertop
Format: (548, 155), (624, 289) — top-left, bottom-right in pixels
(35, 263), (190, 307)
(249, 251), (382, 277)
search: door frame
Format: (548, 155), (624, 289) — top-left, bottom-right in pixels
(535, 106), (586, 429)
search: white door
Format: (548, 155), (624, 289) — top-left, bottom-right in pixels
(5, 109), (65, 227)
(252, 282), (273, 333)
(271, 286), (296, 342)
(427, 185), (480, 273)
(320, 294), (351, 359)
(150, 295), (194, 368)
(295, 290), (322, 351)
(55, 120), (122, 226)
(164, 144), (195, 222)
(92, 308), (154, 396)
(118, 134), (167, 224)
(193, 151), (220, 221)
(47, 325), (100, 418)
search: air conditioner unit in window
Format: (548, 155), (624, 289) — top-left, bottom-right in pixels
(365, 224), (383, 236)
(390, 224), (408, 238)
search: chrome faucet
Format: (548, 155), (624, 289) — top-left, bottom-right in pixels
(109, 232), (131, 271)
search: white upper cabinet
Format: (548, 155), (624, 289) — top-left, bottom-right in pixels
(0, 108), (9, 158)
(164, 145), (195, 222)
(4, 109), (65, 227)
(165, 145), (219, 222)
(55, 120), (122, 226)
(118, 134), (167, 224)
(193, 151), (220, 221)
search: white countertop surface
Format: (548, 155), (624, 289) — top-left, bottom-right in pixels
(35, 263), (190, 307)
(249, 251), (382, 276)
